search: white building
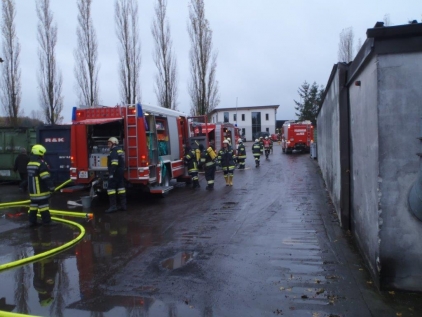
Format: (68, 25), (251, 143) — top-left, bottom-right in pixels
(209, 105), (279, 141)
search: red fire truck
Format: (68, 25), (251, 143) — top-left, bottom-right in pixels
(281, 120), (314, 154)
(187, 117), (240, 151)
(69, 104), (190, 195)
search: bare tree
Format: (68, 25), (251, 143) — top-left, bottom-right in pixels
(74, 0), (100, 108)
(115, 0), (141, 105)
(151, 0), (178, 110)
(338, 27), (354, 63)
(36, 0), (63, 124)
(0, 0), (21, 127)
(187, 0), (219, 116)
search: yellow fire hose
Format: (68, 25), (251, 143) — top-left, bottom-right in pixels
(0, 179), (90, 317)
(0, 216), (86, 272)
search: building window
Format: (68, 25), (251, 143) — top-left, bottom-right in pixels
(241, 114), (245, 121)
(266, 113), (269, 120)
(224, 112), (229, 123)
(266, 127), (269, 132)
(242, 128), (245, 137)
(233, 114), (237, 122)
(251, 112), (261, 138)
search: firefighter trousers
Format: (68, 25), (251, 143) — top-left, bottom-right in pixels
(29, 197), (51, 225)
(205, 166), (216, 188)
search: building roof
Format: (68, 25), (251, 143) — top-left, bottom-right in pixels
(210, 105), (279, 114)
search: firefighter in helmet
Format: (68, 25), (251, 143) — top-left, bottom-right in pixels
(106, 137), (127, 213)
(217, 139), (236, 186)
(184, 145), (200, 189)
(252, 139), (262, 167)
(236, 139), (247, 169)
(27, 144), (55, 226)
(259, 137), (264, 154)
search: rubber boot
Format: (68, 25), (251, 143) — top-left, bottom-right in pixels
(28, 209), (39, 227)
(105, 194), (118, 213)
(118, 193), (127, 211)
(225, 177), (229, 186)
(40, 211), (55, 226)
(229, 175), (233, 186)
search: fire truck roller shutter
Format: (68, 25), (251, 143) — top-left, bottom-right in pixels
(167, 116), (180, 161)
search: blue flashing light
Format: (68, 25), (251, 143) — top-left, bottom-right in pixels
(72, 107), (77, 121)
(137, 103), (143, 118)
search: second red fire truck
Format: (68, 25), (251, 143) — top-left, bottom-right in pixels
(281, 120), (314, 154)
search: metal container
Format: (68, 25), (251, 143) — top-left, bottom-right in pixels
(0, 127), (36, 181)
(36, 125), (71, 185)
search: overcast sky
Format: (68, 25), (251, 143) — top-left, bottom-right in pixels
(10, 0), (422, 122)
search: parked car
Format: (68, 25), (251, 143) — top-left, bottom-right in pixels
(253, 131), (270, 141)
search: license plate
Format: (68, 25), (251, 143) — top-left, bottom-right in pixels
(103, 181), (108, 189)
(79, 171), (88, 179)
(0, 170), (11, 176)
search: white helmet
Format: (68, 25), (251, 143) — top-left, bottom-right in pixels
(108, 137), (119, 145)
(238, 139), (243, 143)
(223, 140), (229, 144)
(265, 136), (268, 139)
(255, 139), (259, 142)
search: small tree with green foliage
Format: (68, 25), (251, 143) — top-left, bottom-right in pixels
(294, 81), (324, 126)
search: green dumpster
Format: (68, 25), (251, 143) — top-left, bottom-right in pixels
(0, 127), (36, 182)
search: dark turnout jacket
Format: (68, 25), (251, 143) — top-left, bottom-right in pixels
(107, 146), (125, 178)
(27, 155), (54, 200)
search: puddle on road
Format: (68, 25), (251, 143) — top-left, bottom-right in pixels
(161, 251), (197, 270)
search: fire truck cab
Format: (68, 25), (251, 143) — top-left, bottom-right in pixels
(69, 104), (189, 195)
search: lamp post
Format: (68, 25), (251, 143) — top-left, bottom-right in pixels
(236, 97), (238, 126)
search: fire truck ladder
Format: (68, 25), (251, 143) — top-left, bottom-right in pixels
(125, 108), (138, 180)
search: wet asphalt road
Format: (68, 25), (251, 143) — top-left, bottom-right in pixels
(1, 142), (422, 317)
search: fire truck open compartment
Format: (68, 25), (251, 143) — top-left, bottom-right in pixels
(87, 120), (124, 171)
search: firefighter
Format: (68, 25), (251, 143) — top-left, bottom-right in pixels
(252, 139), (262, 167)
(217, 139), (236, 186)
(184, 145), (200, 189)
(105, 137), (127, 213)
(263, 136), (271, 159)
(14, 147), (29, 191)
(199, 144), (216, 190)
(259, 137), (264, 154)
(236, 139), (247, 169)
(27, 144), (55, 227)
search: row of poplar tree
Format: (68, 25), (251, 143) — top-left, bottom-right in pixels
(0, 0), (219, 127)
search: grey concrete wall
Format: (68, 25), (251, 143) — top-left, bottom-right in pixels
(377, 52), (422, 291)
(348, 56), (381, 283)
(317, 70), (341, 224)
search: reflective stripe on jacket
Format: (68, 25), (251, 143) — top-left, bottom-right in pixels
(237, 144), (246, 159)
(27, 155), (53, 200)
(184, 149), (198, 173)
(107, 146), (125, 177)
(217, 148), (235, 168)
